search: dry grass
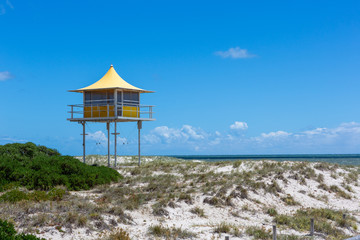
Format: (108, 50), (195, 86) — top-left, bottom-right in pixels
(1, 156), (360, 239)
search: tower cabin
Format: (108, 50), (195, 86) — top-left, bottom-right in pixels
(68, 65), (154, 122)
(68, 65), (154, 166)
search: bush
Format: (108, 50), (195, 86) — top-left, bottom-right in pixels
(148, 224), (196, 239)
(267, 208), (278, 216)
(281, 195), (298, 205)
(190, 207), (205, 217)
(0, 143), (122, 190)
(0, 218), (45, 240)
(0, 188), (67, 203)
(105, 228), (131, 240)
(274, 208), (353, 239)
(245, 226), (271, 239)
(214, 222), (231, 233)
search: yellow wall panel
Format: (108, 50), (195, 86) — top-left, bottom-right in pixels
(123, 106), (139, 118)
(84, 105), (114, 118)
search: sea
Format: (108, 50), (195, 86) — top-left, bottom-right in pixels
(170, 154), (360, 166)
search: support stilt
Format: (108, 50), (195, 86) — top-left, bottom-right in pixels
(137, 120), (142, 166)
(111, 122), (120, 168)
(107, 122), (110, 167)
(81, 122), (86, 163)
(114, 122), (117, 167)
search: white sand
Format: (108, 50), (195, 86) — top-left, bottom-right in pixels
(24, 160), (360, 240)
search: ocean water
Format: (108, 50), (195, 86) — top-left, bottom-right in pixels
(170, 154), (360, 166)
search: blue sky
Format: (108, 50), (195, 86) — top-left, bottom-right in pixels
(1, 0), (359, 155)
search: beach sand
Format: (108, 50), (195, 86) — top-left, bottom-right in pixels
(4, 156), (360, 239)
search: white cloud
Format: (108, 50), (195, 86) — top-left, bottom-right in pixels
(87, 131), (107, 144)
(182, 125), (205, 140)
(144, 125), (207, 144)
(143, 122), (360, 154)
(215, 47), (255, 59)
(209, 137), (221, 145)
(152, 126), (185, 143)
(260, 130), (291, 138)
(0, 137), (26, 142)
(117, 136), (127, 144)
(298, 122), (360, 145)
(230, 121), (248, 130)
(0, 71), (12, 81)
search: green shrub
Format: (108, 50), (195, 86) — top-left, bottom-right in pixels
(0, 188), (66, 203)
(105, 228), (131, 240)
(0, 218), (45, 240)
(281, 195), (298, 205)
(0, 143), (122, 190)
(245, 226), (271, 239)
(0, 189), (29, 203)
(148, 224), (196, 239)
(178, 193), (192, 204)
(190, 207), (205, 217)
(274, 208), (353, 239)
(329, 185), (351, 199)
(214, 222), (231, 233)
(267, 208), (278, 216)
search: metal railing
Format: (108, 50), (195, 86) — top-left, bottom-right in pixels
(68, 103), (154, 120)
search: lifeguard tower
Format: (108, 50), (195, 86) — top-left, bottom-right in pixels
(68, 65), (154, 167)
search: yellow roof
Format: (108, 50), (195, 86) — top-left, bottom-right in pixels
(70, 65), (153, 93)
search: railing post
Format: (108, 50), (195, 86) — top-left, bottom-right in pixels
(121, 91), (124, 117)
(310, 218), (314, 236)
(107, 104), (109, 118)
(71, 105), (73, 119)
(114, 89), (118, 117)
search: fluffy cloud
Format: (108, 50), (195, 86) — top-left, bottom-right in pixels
(182, 125), (205, 140)
(143, 122), (360, 154)
(230, 121), (248, 130)
(0, 71), (12, 81)
(87, 131), (107, 144)
(214, 47), (255, 59)
(260, 130), (291, 139)
(0, 136), (26, 142)
(144, 125), (207, 144)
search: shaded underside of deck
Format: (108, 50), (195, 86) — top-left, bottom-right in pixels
(67, 116), (155, 123)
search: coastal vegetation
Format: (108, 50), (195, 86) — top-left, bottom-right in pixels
(0, 144), (359, 239)
(0, 218), (44, 240)
(0, 142), (122, 191)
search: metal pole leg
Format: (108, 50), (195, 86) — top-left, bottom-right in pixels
(137, 121), (142, 166)
(107, 122), (110, 167)
(82, 122), (86, 164)
(114, 122), (117, 168)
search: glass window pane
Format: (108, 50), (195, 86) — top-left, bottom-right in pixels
(84, 92), (91, 106)
(91, 91), (106, 106)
